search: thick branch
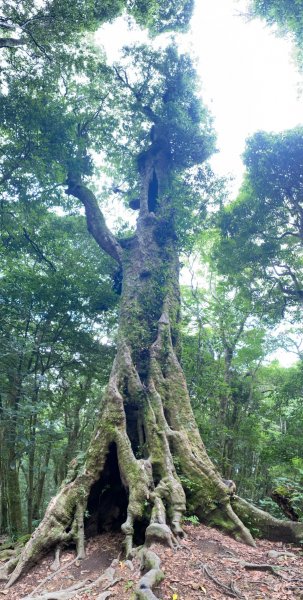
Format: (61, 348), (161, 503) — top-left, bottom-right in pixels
(66, 180), (122, 264)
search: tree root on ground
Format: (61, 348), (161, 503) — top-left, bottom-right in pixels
(135, 548), (164, 600)
(0, 556), (19, 581)
(24, 557), (79, 597)
(5, 314), (303, 592)
(50, 547), (61, 572)
(243, 563), (282, 577)
(21, 561), (120, 600)
(198, 561), (244, 599)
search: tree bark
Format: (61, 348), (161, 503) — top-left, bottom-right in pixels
(6, 374), (23, 536)
(271, 488), (299, 521)
(33, 442), (52, 522)
(0, 403), (9, 534)
(27, 412), (38, 534)
(5, 128), (303, 589)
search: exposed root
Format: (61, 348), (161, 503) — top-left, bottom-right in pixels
(145, 496), (174, 548)
(50, 547), (61, 572)
(0, 556), (19, 581)
(6, 309), (303, 591)
(24, 557), (79, 598)
(136, 548), (164, 600)
(145, 523), (173, 548)
(5, 479), (87, 588)
(198, 561), (244, 599)
(21, 579), (90, 600)
(21, 562), (120, 600)
(232, 496), (303, 544)
(243, 563), (282, 576)
(75, 502), (85, 559)
(208, 503), (256, 547)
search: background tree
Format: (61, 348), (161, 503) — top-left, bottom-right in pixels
(0, 0), (193, 52)
(182, 274), (268, 478)
(181, 270), (303, 520)
(0, 205), (118, 535)
(215, 127), (303, 314)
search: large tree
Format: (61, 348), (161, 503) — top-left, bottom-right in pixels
(2, 6), (303, 600)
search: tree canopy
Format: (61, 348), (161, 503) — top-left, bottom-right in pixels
(215, 127), (303, 314)
(249, 0), (303, 67)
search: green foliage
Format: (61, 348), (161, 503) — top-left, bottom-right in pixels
(215, 127), (303, 314)
(129, 0), (194, 34)
(114, 43), (215, 173)
(0, 206), (118, 533)
(124, 580), (134, 591)
(0, 0), (193, 65)
(181, 273), (268, 477)
(181, 242), (303, 511)
(0, 0), (125, 54)
(183, 514), (200, 525)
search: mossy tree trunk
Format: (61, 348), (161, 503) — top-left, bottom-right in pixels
(5, 126), (303, 590)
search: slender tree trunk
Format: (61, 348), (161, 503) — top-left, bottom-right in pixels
(61, 378), (91, 479)
(6, 375), (23, 536)
(220, 318), (246, 477)
(27, 413), (37, 534)
(32, 442), (52, 522)
(0, 406), (8, 534)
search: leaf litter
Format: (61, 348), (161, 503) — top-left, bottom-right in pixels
(1, 524), (303, 599)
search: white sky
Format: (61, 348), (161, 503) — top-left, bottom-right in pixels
(97, 1), (303, 366)
(192, 0), (303, 193)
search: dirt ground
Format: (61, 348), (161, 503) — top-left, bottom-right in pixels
(1, 524), (303, 600)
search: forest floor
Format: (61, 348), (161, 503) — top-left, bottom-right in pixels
(1, 523), (303, 600)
